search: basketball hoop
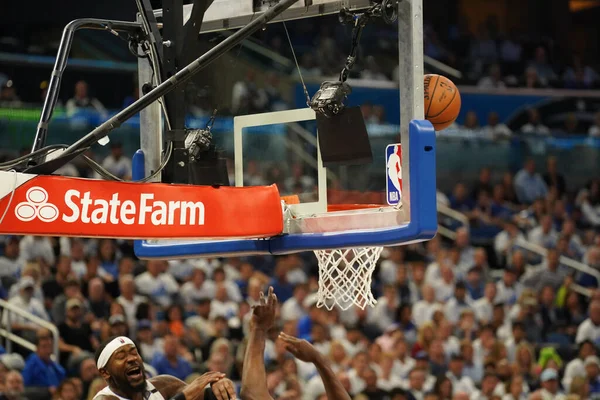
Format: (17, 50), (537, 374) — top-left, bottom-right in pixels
(313, 246), (383, 311)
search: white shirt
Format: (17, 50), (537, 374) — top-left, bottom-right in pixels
(209, 300), (239, 320)
(562, 358), (585, 392)
(432, 279), (455, 302)
(589, 125), (600, 137)
(340, 338), (365, 358)
(1, 295), (49, 327)
(391, 357), (416, 379)
(481, 124), (512, 139)
(445, 297), (473, 324)
(473, 298), (494, 324)
(521, 123), (550, 135)
(494, 231), (526, 260)
(367, 297), (397, 332)
(447, 372), (477, 395)
(280, 297), (306, 322)
(380, 260), (400, 285)
(117, 295), (145, 333)
(412, 300), (438, 327)
(19, 236), (55, 266)
(444, 336), (461, 359)
(496, 281), (523, 306)
(134, 272), (179, 308)
(424, 262), (441, 285)
(576, 318), (600, 344)
(528, 226), (558, 248)
(180, 281), (216, 304)
(0, 256), (23, 278)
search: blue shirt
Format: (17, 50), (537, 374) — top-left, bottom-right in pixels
(514, 170), (548, 204)
(151, 354), (193, 380)
(269, 279), (294, 303)
(22, 353), (65, 388)
(296, 315), (313, 341)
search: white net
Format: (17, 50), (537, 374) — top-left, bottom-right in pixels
(313, 246), (384, 311)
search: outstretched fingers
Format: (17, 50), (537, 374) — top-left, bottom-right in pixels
(278, 332), (299, 343)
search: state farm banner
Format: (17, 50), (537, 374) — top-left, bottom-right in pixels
(0, 172), (283, 239)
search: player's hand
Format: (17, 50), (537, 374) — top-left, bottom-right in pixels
(211, 378), (237, 400)
(250, 286), (277, 331)
(279, 332), (320, 363)
(182, 372), (225, 400)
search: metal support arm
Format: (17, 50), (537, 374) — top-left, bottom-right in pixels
(26, 0), (300, 175)
(30, 19), (143, 162)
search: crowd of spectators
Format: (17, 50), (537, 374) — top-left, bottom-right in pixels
(0, 149), (595, 400)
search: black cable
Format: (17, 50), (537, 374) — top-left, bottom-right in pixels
(0, 144), (69, 169)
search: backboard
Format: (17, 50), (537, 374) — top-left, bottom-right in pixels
(134, 0), (438, 259)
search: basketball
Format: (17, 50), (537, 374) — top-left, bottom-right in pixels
(424, 74), (461, 131)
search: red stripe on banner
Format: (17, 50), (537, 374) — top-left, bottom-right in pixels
(0, 175), (283, 239)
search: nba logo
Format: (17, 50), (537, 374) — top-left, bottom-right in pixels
(386, 144), (402, 205)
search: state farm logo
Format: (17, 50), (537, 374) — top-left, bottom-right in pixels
(15, 187), (59, 223)
(13, 186), (205, 226)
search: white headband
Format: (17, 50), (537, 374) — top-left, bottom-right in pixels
(97, 336), (135, 369)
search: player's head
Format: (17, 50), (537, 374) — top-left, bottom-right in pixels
(95, 336), (146, 393)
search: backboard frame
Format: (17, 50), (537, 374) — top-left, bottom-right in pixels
(134, 0), (437, 259)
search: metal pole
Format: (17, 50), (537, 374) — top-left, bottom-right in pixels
(57, 0), (300, 161)
(30, 19), (142, 160)
(398, 0), (424, 220)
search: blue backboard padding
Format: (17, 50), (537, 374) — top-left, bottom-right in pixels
(133, 119), (438, 258)
(269, 119), (437, 253)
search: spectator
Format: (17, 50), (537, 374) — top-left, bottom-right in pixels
(0, 236), (23, 279)
(522, 248), (569, 292)
(585, 356), (600, 396)
(563, 56), (599, 89)
(2, 276), (50, 343)
(57, 298), (96, 366)
(576, 300), (600, 344)
(496, 267), (522, 306)
(514, 159), (548, 204)
(562, 340), (596, 391)
(0, 370), (25, 400)
(116, 274), (145, 335)
(522, 66), (544, 89)
(96, 142), (132, 181)
(280, 284), (309, 322)
(481, 112), (512, 139)
(477, 64), (506, 90)
(520, 109), (550, 135)
(538, 368), (566, 399)
(528, 214), (559, 248)
(135, 260), (179, 308)
(150, 335), (193, 380)
(180, 267), (216, 305)
(528, 47), (557, 87)
(0, 80), (23, 108)
(19, 236), (55, 267)
(65, 81), (107, 118)
(473, 283), (497, 324)
(22, 329), (66, 390)
(494, 220), (526, 266)
(543, 156), (567, 199)
(461, 111), (481, 135)
(471, 168), (493, 200)
(53, 378), (79, 400)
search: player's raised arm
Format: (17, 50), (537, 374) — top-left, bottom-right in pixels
(240, 287), (277, 400)
(279, 332), (351, 400)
